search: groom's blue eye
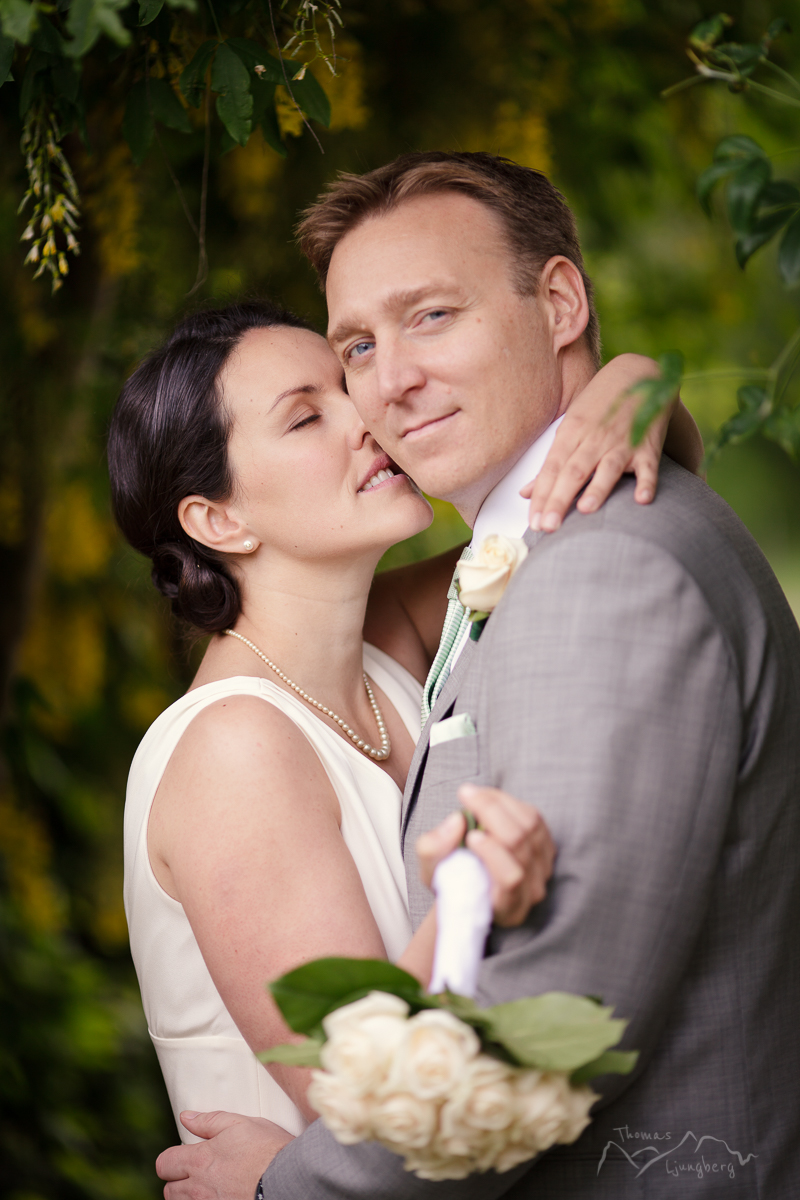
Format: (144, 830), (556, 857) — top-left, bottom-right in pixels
(349, 341), (373, 359)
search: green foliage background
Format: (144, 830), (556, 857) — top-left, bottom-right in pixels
(2, 1), (800, 1195)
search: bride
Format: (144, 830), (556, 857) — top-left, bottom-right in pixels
(108, 300), (701, 1150)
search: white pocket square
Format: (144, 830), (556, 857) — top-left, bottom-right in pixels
(429, 712), (477, 747)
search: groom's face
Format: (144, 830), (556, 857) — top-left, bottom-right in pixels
(325, 191), (565, 519)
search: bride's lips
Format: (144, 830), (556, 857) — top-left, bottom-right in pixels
(357, 452), (406, 494)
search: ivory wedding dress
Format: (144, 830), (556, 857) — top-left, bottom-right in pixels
(123, 643), (421, 1142)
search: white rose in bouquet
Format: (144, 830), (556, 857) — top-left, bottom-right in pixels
(306, 1070), (374, 1145)
(389, 1009), (481, 1100)
(457, 534), (528, 615)
(512, 1070), (596, 1153)
(440, 1056), (518, 1139)
(320, 991), (409, 1096)
(372, 1091), (438, 1150)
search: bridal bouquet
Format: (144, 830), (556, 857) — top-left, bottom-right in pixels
(260, 957), (637, 1180)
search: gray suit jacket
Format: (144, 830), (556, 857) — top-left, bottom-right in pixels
(262, 459), (800, 1197)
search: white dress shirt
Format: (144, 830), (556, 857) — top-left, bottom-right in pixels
(451, 414), (565, 667)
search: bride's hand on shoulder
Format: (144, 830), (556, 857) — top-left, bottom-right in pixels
(523, 352), (704, 533)
(415, 784), (556, 928)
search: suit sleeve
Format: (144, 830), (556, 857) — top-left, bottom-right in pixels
(475, 527), (741, 1104)
(261, 527), (742, 1198)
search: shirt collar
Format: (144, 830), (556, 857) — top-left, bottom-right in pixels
(470, 415), (565, 549)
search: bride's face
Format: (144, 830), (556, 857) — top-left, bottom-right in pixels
(220, 325), (433, 563)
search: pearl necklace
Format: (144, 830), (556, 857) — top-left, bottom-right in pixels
(223, 629), (391, 762)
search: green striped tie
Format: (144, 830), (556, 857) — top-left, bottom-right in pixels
(421, 547), (473, 723)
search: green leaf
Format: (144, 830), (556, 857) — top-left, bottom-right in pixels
(571, 1049), (638, 1086)
(226, 39), (285, 82)
(148, 77), (192, 133)
(289, 68), (331, 127)
(212, 40), (253, 147)
(0, 33), (12, 84)
(122, 79), (154, 164)
(778, 210), (800, 285)
(763, 405), (800, 458)
(630, 350), (684, 446)
(0, 0), (36, 43)
(258, 1038), (324, 1068)
(726, 157), (771, 235)
(482, 992), (628, 1072)
(689, 13), (733, 52)
(65, 0), (131, 58)
(138, 0), (163, 26)
(18, 49), (48, 118)
(697, 161), (740, 215)
(51, 59), (81, 104)
(714, 134), (767, 163)
(736, 209), (795, 267)
(712, 41), (763, 76)
(269, 958), (425, 1035)
(179, 39), (216, 107)
(260, 100), (286, 156)
(767, 17), (790, 41)
(31, 14), (63, 54)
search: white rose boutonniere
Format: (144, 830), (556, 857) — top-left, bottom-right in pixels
(457, 534), (528, 621)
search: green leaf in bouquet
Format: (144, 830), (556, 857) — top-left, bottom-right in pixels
(269, 957), (428, 1035)
(482, 991), (628, 1072)
(629, 350), (684, 446)
(258, 1038), (324, 1068)
(570, 1048), (639, 1086)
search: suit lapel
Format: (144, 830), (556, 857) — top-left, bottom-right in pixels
(401, 639), (477, 846)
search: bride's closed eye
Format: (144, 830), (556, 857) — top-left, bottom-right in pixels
(290, 413), (321, 431)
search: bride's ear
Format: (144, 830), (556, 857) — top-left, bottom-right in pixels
(178, 495), (259, 555)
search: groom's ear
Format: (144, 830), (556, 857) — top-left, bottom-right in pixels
(539, 256), (590, 356)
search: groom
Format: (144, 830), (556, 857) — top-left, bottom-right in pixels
(158, 153), (800, 1197)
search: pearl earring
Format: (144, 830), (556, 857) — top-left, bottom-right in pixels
(243, 540), (254, 551)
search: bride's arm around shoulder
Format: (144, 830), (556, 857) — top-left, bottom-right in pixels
(148, 693), (388, 1122)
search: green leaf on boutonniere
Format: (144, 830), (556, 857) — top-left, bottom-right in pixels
(259, 1038), (324, 1068)
(467, 610), (490, 623)
(469, 617), (488, 642)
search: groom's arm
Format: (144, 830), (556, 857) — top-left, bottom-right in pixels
(474, 522), (741, 1100)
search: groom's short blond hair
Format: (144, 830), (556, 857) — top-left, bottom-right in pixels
(297, 150), (600, 367)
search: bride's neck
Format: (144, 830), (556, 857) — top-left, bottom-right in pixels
(203, 551), (378, 706)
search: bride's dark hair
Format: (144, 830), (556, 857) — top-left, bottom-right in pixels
(108, 300), (314, 633)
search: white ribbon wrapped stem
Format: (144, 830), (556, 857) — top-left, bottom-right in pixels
(429, 848), (493, 999)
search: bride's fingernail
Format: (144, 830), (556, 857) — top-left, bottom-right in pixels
(182, 1112), (199, 1120)
(638, 489), (653, 503)
(581, 495), (598, 512)
(542, 512), (561, 532)
(530, 512), (542, 531)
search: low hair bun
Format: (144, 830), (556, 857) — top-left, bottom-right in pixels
(151, 542), (241, 634)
